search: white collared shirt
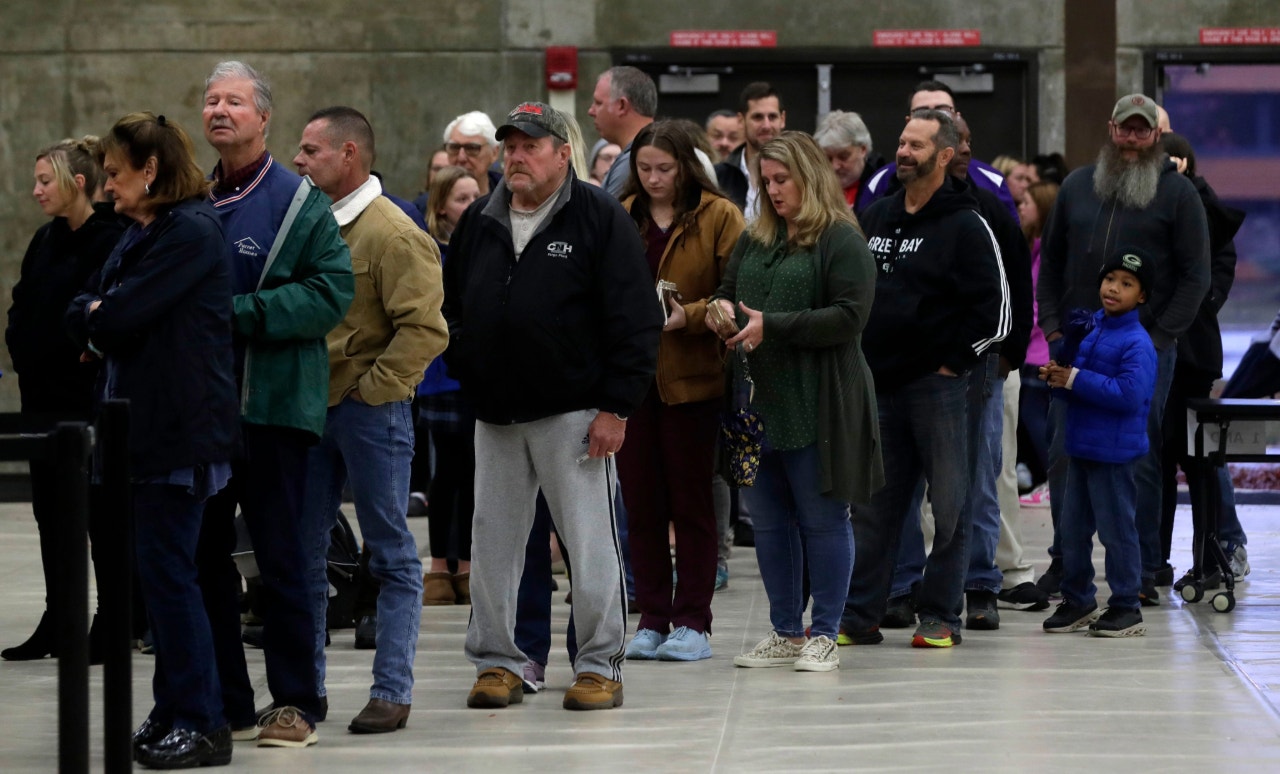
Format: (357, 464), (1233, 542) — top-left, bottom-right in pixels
(329, 175), (383, 226)
(739, 148), (760, 221)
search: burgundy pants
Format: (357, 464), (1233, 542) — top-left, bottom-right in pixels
(616, 387), (720, 634)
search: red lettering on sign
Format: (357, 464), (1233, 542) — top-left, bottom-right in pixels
(669, 30), (778, 48)
(873, 29), (982, 48)
(1200, 28), (1280, 45)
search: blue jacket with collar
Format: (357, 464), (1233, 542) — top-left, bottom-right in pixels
(1063, 308), (1157, 463)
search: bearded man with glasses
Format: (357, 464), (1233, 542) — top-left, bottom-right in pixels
(1035, 93), (1210, 606)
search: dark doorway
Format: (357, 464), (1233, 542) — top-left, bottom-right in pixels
(618, 48), (1036, 166)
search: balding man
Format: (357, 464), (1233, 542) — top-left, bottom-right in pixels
(294, 106), (448, 734)
(589, 66), (658, 197)
(197, 60), (353, 750)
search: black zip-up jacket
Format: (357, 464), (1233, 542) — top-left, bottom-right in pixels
(66, 199), (240, 477)
(714, 144), (750, 211)
(860, 174), (1010, 393)
(1037, 159), (1210, 351)
(7, 203), (124, 415)
(442, 170), (662, 424)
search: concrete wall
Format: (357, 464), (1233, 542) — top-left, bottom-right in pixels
(0, 0), (1269, 413)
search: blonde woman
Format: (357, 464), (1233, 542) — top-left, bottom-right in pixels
(709, 132), (882, 672)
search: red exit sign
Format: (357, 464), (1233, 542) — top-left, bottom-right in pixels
(1201, 27), (1280, 45)
(670, 30), (778, 48)
(874, 29), (982, 47)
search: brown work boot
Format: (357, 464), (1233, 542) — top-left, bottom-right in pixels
(348, 698), (410, 734)
(452, 572), (471, 605)
(467, 667), (524, 709)
(256, 706), (317, 748)
(422, 572), (456, 605)
(563, 672), (623, 710)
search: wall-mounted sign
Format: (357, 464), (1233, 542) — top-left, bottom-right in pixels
(874, 29), (982, 48)
(1201, 28), (1280, 45)
(670, 30), (778, 48)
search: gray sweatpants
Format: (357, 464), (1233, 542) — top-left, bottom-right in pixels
(464, 409), (627, 682)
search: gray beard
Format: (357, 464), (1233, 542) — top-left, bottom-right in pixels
(1093, 143), (1162, 209)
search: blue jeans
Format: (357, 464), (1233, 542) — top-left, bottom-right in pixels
(845, 372), (971, 633)
(891, 355), (1004, 596)
(741, 443), (852, 640)
(136, 483), (225, 733)
(1060, 457), (1141, 610)
(514, 493), (579, 668)
(305, 398), (422, 705)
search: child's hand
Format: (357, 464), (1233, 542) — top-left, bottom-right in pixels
(1043, 363), (1072, 389)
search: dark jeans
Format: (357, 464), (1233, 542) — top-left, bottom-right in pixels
(1135, 345), (1178, 579)
(845, 372), (972, 634)
(514, 494), (578, 668)
(1160, 363), (1247, 568)
(1061, 457), (1141, 610)
(197, 424), (323, 727)
(1018, 366), (1051, 482)
(616, 390), (719, 635)
(136, 483), (224, 733)
(425, 413), (476, 562)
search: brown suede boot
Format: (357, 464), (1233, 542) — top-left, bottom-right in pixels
(452, 572), (471, 605)
(422, 572), (456, 605)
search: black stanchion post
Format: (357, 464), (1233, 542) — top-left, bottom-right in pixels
(53, 422), (92, 774)
(99, 399), (132, 773)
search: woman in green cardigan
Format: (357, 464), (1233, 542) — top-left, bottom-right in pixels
(709, 132), (883, 673)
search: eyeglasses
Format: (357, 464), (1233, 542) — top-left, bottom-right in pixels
(445, 142), (488, 158)
(1111, 123), (1155, 140)
(918, 104), (956, 114)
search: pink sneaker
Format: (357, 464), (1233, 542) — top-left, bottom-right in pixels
(1020, 484), (1050, 508)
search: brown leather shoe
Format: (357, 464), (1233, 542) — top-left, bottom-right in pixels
(467, 667), (524, 709)
(422, 572), (456, 605)
(452, 572), (471, 605)
(563, 672), (623, 710)
(347, 699), (410, 734)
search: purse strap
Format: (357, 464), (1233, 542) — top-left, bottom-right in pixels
(736, 346), (755, 403)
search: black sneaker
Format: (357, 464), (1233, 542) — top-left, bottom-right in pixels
(1138, 578), (1161, 607)
(1042, 601), (1100, 633)
(965, 590), (1000, 630)
(1035, 557), (1063, 598)
(880, 594), (916, 628)
(997, 582), (1051, 611)
(1088, 606), (1146, 638)
(1173, 569), (1221, 592)
(1153, 563), (1175, 587)
(843, 627), (885, 645)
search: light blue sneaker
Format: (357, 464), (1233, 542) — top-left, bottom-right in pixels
(625, 628), (667, 660)
(655, 626), (712, 661)
(714, 564), (729, 591)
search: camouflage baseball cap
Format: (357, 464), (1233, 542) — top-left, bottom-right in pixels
(495, 102), (568, 142)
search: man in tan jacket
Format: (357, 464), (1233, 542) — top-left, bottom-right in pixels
(293, 106), (448, 734)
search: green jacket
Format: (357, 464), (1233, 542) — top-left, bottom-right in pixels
(233, 179), (354, 439)
(715, 220), (884, 504)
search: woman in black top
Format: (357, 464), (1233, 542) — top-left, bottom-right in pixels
(67, 112), (240, 769)
(3, 136), (123, 661)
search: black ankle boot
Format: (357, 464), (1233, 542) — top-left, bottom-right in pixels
(2, 611), (54, 661)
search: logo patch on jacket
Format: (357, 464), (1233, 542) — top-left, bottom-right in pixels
(234, 236), (263, 257)
(547, 241), (574, 258)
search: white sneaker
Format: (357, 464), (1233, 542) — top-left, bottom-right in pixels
(1223, 542), (1251, 581)
(794, 635), (840, 672)
(733, 631), (803, 668)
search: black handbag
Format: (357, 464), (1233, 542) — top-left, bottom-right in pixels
(720, 348), (764, 487)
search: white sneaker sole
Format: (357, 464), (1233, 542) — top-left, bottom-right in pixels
(258, 731), (318, 748)
(794, 658), (839, 672)
(733, 655), (798, 668)
(1043, 609), (1101, 633)
(1089, 624), (1147, 638)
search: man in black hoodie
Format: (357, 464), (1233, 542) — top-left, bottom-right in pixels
(842, 110), (1010, 649)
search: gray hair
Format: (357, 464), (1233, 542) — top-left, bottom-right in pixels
(814, 110), (872, 153)
(911, 108), (960, 153)
(205, 60), (273, 115)
(607, 66), (658, 118)
(443, 111), (498, 147)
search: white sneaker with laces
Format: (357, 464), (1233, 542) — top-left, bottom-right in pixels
(794, 635), (840, 672)
(733, 631), (803, 668)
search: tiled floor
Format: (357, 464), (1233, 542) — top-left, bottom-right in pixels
(0, 499), (1278, 772)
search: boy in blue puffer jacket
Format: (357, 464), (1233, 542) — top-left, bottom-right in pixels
(1039, 249), (1157, 637)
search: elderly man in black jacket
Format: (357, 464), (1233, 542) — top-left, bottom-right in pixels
(444, 102), (661, 712)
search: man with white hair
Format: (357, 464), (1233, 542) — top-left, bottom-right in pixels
(443, 110), (503, 197)
(814, 109), (885, 215)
